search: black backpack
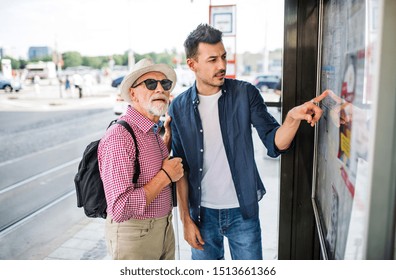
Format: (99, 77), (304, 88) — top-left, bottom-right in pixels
(74, 120), (140, 219)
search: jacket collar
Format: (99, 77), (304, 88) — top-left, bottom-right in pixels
(191, 80), (229, 106)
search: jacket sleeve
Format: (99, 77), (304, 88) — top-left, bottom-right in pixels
(168, 102), (190, 173)
(247, 84), (291, 157)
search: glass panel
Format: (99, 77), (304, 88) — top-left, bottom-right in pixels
(314, 0), (380, 259)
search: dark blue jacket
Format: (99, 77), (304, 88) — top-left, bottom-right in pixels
(169, 79), (285, 222)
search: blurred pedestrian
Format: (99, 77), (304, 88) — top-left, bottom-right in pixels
(83, 74), (94, 96)
(73, 74), (83, 98)
(33, 75), (41, 95)
(65, 75), (71, 91)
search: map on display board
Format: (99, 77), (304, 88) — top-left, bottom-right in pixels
(314, 0), (378, 259)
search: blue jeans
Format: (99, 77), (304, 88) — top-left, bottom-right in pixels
(191, 207), (262, 260)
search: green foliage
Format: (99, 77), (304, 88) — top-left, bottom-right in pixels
(2, 56), (21, 69)
(82, 56), (107, 69)
(18, 59), (28, 69)
(3, 50), (186, 70)
(62, 51), (83, 68)
(30, 55), (53, 63)
(113, 54), (127, 66)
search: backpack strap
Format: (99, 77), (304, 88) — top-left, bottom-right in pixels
(113, 120), (141, 184)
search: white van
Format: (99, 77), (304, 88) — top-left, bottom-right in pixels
(25, 62), (57, 80)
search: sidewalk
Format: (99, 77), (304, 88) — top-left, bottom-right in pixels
(0, 83), (115, 112)
(45, 199), (279, 260)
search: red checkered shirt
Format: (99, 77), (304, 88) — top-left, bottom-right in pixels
(98, 106), (171, 222)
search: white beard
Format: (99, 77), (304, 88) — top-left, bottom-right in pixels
(145, 94), (169, 117)
(148, 102), (168, 117)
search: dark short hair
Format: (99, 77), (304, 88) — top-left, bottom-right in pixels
(184, 23), (223, 59)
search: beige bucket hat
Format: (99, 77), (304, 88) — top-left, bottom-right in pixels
(120, 58), (177, 103)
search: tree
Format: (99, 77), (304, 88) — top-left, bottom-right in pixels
(113, 54), (127, 66)
(3, 56), (20, 70)
(18, 59), (28, 69)
(62, 51), (83, 68)
(0, 49), (185, 70)
(30, 55), (53, 63)
(82, 56), (107, 69)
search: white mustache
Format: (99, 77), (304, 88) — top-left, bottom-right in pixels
(150, 94), (169, 103)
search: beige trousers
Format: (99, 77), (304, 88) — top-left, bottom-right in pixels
(105, 213), (175, 260)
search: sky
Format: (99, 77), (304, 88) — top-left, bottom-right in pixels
(1, 0), (284, 59)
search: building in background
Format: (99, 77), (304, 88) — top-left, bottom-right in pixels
(28, 46), (52, 60)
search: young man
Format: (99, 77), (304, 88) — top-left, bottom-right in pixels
(98, 58), (184, 260)
(168, 24), (327, 260)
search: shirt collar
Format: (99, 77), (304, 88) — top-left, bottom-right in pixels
(125, 105), (162, 134)
(153, 121), (164, 134)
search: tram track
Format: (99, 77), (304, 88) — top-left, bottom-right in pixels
(0, 189), (75, 236)
(0, 101), (115, 259)
(0, 157), (81, 234)
(0, 158), (80, 196)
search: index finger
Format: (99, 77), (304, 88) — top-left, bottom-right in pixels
(312, 89), (330, 103)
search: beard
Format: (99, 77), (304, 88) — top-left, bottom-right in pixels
(145, 94), (169, 117)
(199, 70), (226, 88)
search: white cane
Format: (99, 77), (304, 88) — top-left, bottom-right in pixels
(173, 206), (181, 260)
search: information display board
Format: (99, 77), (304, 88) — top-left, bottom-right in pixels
(314, 0), (379, 259)
(209, 5), (237, 78)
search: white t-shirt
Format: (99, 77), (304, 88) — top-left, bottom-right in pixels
(198, 91), (239, 209)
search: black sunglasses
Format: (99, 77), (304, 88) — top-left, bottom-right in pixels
(132, 79), (173, 91)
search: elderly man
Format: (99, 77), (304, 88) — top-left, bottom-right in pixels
(98, 58), (184, 260)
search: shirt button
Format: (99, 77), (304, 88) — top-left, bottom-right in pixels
(200, 149), (203, 152)
(200, 129), (203, 133)
(199, 168), (202, 171)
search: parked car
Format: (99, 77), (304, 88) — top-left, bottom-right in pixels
(0, 75), (22, 93)
(111, 76), (124, 88)
(253, 75), (280, 92)
(113, 92), (129, 115)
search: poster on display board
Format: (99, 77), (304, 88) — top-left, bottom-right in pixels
(314, 0), (378, 260)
